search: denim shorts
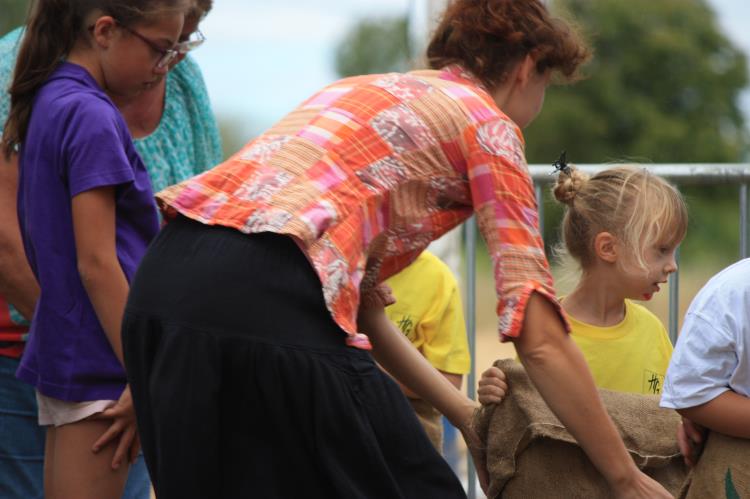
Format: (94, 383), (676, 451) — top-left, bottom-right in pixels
(0, 355), (44, 499)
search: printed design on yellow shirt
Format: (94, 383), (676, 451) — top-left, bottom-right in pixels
(393, 314), (417, 342)
(644, 370), (665, 395)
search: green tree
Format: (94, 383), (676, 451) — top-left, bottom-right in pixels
(0, 0), (28, 36)
(527, 0), (748, 164)
(335, 17), (411, 77)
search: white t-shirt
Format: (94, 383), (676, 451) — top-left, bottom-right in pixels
(660, 258), (750, 409)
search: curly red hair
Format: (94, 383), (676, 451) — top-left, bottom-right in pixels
(427, 0), (590, 90)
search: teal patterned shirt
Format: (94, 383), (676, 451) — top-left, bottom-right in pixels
(0, 27), (222, 350)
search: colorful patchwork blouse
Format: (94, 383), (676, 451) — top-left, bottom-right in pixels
(157, 65), (569, 349)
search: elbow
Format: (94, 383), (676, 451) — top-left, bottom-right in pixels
(77, 253), (116, 287)
(515, 334), (567, 370)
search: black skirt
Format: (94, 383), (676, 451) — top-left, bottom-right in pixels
(122, 216), (466, 499)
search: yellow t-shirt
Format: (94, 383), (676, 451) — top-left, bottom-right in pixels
(385, 251), (470, 375)
(568, 299), (673, 395)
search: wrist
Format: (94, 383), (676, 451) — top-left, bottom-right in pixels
(602, 458), (640, 493)
(448, 397), (479, 430)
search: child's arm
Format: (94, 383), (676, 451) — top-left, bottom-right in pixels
(72, 187), (129, 365)
(358, 288), (489, 492)
(677, 391), (750, 439)
(72, 186), (138, 469)
(396, 371), (462, 398)
(0, 152), (39, 320)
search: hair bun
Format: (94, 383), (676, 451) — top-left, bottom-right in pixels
(552, 166), (588, 206)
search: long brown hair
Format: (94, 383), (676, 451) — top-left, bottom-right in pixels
(2, 0), (188, 158)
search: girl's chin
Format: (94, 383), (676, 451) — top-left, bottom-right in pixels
(642, 292), (653, 301)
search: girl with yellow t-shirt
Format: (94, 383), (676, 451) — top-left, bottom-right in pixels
(479, 163), (687, 399)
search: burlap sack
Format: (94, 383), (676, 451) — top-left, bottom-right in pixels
(473, 359), (688, 498)
(678, 431), (750, 498)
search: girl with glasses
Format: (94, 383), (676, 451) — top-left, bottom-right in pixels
(0, 0), (193, 497)
(0, 1), (219, 495)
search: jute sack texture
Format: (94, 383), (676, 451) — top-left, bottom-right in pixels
(678, 431), (749, 498)
(473, 359), (688, 498)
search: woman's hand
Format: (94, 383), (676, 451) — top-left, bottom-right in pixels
(359, 283), (396, 312)
(91, 384), (140, 470)
(357, 283), (396, 328)
(477, 366), (508, 405)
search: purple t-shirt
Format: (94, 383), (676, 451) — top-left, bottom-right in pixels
(16, 62), (159, 402)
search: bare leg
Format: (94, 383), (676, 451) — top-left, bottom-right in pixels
(45, 418), (129, 499)
(44, 426), (56, 499)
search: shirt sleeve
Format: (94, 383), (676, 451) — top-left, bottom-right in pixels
(62, 99), (134, 197)
(660, 312), (736, 409)
(421, 276), (471, 375)
(464, 118), (569, 340)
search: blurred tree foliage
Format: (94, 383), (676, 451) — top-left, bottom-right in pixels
(336, 0), (750, 263)
(335, 17), (411, 78)
(527, 0), (748, 164)
(1, 0), (28, 36)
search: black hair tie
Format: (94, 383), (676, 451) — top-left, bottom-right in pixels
(551, 150), (570, 176)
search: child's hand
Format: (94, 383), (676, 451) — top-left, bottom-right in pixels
(677, 417), (706, 467)
(477, 366), (508, 405)
(91, 384), (140, 470)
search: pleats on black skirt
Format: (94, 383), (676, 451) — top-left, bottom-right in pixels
(122, 215), (466, 499)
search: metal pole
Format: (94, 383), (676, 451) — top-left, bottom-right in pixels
(741, 184), (748, 260)
(668, 246), (681, 344)
(535, 183), (545, 239)
(464, 216), (477, 499)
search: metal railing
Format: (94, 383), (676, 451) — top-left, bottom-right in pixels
(463, 163), (750, 499)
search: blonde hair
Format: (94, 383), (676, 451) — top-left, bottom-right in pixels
(553, 165), (687, 274)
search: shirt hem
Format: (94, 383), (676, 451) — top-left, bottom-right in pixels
(15, 364), (126, 403)
(500, 282), (570, 342)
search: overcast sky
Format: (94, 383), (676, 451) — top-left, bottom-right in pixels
(191, 0), (750, 142)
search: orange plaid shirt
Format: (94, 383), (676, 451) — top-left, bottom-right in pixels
(157, 65), (569, 349)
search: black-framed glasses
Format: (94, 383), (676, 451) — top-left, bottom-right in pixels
(117, 23), (179, 69)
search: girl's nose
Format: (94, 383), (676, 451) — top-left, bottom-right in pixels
(665, 255), (678, 274)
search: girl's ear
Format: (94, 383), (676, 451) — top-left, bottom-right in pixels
(515, 54), (536, 90)
(91, 16), (118, 48)
(593, 231), (618, 263)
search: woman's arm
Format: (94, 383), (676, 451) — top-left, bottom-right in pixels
(0, 152), (39, 320)
(677, 391), (750, 439)
(71, 187), (129, 365)
(514, 293), (671, 498)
